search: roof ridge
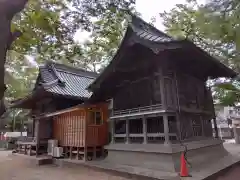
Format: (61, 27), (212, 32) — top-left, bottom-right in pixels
(130, 15), (172, 39)
(56, 68), (96, 79)
(45, 60), (98, 77)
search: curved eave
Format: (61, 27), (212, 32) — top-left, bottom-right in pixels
(88, 29), (182, 92)
(88, 26), (134, 91)
(183, 40), (238, 79)
(88, 15), (237, 94)
(9, 89), (47, 109)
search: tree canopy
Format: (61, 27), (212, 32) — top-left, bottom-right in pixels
(0, 0), (137, 126)
(5, 0), (137, 100)
(2, 0), (240, 126)
(160, 0), (240, 106)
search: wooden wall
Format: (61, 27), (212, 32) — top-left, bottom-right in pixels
(53, 110), (86, 147)
(52, 103), (108, 147)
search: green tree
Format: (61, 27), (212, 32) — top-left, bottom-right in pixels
(0, 0), (138, 117)
(76, 0), (138, 72)
(160, 0), (240, 106)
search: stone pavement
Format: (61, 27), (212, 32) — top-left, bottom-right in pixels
(0, 151), (130, 180)
(223, 140), (240, 156)
(2, 140), (240, 180)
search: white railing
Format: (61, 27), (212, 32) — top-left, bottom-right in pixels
(112, 104), (163, 116)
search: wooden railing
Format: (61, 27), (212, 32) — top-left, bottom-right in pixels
(112, 104), (163, 116)
(17, 136), (36, 142)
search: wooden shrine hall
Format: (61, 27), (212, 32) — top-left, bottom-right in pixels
(86, 15), (238, 177)
(10, 61), (108, 159)
(9, 14), (240, 179)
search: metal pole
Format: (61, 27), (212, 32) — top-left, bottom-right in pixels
(213, 117), (219, 138)
(12, 109), (16, 132)
(20, 119), (23, 137)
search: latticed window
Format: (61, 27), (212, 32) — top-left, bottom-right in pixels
(192, 116), (203, 137)
(129, 119), (143, 134)
(168, 116), (177, 134)
(147, 116), (164, 133)
(164, 78), (175, 107)
(180, 115), (193, 140)
(89, 111), (103, 125)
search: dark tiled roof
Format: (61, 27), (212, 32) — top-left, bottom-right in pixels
(88, 15), (237, 92)
(39, 61), (98, 99)
(88, 15), (178, 91)
(131, 15), (174, 43)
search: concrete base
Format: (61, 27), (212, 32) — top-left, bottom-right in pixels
(52, 138), (240, 180)
(104, 139), (227, 173)
(97, 138), (240, 179)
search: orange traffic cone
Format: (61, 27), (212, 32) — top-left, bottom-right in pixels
(180, 152), (190, 177)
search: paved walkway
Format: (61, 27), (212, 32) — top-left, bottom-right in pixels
(212, 141), (240, 180)
(224, 141), (240, 156)
(1, 141), (240, 180)
(0, 151), (130, 180)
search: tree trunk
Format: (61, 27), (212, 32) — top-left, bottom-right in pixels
(0, 0), (28, 116)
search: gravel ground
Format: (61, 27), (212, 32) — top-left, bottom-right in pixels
(0, 151), (130, 180)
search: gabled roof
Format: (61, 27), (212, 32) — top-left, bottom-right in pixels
(88, 15), (237, 92)
(130, 15), (175, 43)
(10, 62), (98, 109)
(38, 61), (98, 99)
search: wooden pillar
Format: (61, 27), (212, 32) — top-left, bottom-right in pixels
(213, 117), (219, 138)
(159, 69), (166, 109)
(84, 111), (88, 161)
(35, 120), (40, 157)
(32, 118), (35, 138)
(142, 116), (147, 144)
(70, 147), (73, 159)
(77, 147), (79, 160)
(93, 147), (97, 160)
(200, 116), (205, 137)
(163, 115), (170, 145)
(126, 119), (129, 144)
(111, 120), (115, 144)
(176, 114), (182, 141)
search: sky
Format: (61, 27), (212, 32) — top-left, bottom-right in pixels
(75, 0), (205, 43)
(136, 0), (187, 31)
(28, 0), (206, 67)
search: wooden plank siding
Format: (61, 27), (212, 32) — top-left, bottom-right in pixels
(52, 103), (108, 148)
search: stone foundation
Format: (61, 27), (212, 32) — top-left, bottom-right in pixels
(104, 139), (227, 172)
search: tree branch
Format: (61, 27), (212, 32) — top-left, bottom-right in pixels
(0, 0), (29, 116)
(4, 0), (29, 19)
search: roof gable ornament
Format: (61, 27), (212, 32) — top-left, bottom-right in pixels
(151, 47), (162, 54)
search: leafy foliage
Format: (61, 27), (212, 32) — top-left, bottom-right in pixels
(160, 0), (240, 106)
(213, 82), (240, 106)
(5, 0), (137, 99)
(76, 0), (138, 72)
